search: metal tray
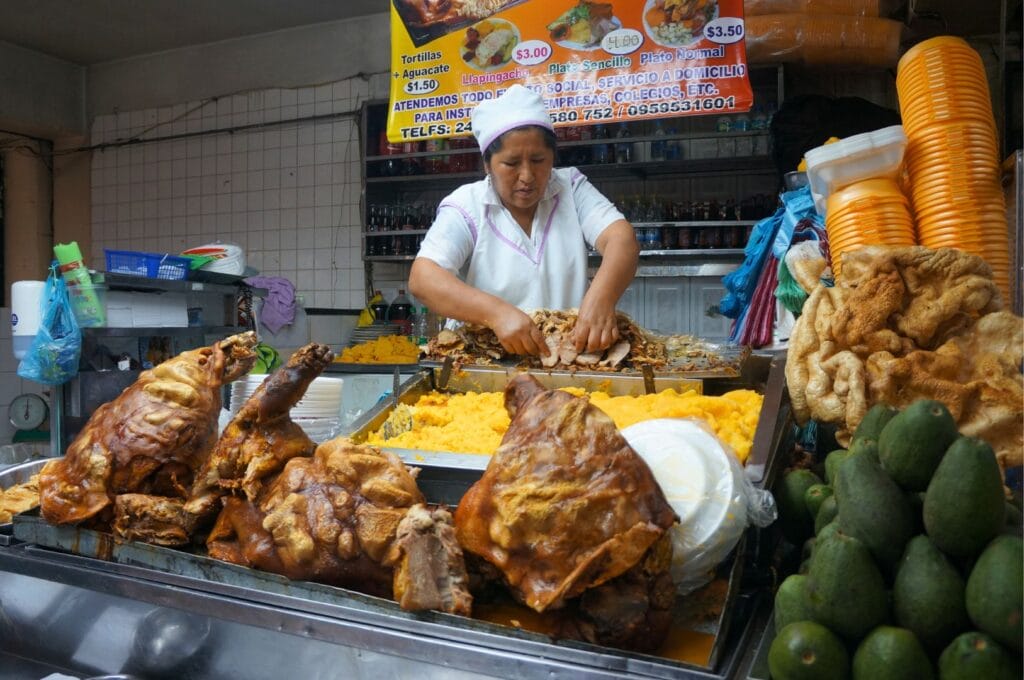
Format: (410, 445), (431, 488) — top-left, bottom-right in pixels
(325, 361), (422, 375)
(420, 344), (750, 381)
(345, 355), (789, 488)
(0, 458), (54, 546)
(13, 504), (744, 678)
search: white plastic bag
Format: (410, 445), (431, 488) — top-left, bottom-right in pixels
(621, 418), (777, 594)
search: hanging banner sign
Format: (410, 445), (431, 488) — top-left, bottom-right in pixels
(387, 0), (752, 142)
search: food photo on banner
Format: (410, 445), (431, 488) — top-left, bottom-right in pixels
(387, 0), (753, 142)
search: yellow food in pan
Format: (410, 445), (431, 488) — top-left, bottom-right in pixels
(337, 336), (420, 364)
(367, 387), (763, 462)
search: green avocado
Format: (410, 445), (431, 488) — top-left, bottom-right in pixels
(923, 436), (1006, 558)
(775, 574), (814, 634)
(814, 495), (839, 535)
(878, 399), (958, 492)
(804, 484), (834, 521)
(768, 621), (850, 680)
(965, 535), (1023, 652)
(836, 449), (914, 568)
(852, 403), (899, 445)
(806, 530), (888, 640)
(824, 449), (851, 485)
(893, 535), (969, 652)
(938, 631), (1020, 680)
(776, 469), (824, 545)
(851, 626), (934, 680)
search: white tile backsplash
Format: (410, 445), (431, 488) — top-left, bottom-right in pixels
(89, 74), (390, 310)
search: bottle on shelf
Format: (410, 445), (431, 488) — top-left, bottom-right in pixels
(412, 306), (431, 347)
(751, 105), (767, 131)
(614, 123), (633, 164)
(650, 121), (667, 162)
(370, 291), (390, 324)
(734, 112), (750, 132)
(388, 289), (414, 335)
(665, 127), (682, 161)
(591, 124), (611, 164)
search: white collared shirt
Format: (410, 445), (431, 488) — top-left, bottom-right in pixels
(416, 167), (624, 312)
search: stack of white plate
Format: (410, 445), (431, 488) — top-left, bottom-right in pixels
(347, 324), (403, 348)
(228, 375), (343, 443)
(621, 418), (752, 595)
(183, 243), (246, 276)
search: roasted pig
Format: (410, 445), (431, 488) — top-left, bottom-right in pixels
(207, 438), (472, 615)
(187, 343), (334, 520)
(39, 332), (258, 536)
(454, 374), (678, 651)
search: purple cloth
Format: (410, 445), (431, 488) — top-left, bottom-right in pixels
(245, 276), (296, 334)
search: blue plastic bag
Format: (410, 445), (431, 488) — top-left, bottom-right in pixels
(17, 266), (81, 385)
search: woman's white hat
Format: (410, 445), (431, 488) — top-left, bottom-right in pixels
(471, 84), (554, 152)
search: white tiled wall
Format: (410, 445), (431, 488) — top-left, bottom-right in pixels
(89, 73), (393, 310)
(0, 308), (49, 444)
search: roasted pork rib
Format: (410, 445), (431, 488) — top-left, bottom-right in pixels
(454, 374), (677, 650)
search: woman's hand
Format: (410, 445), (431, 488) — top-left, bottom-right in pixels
(491, 304), (549, 357)
(573, 295), (619, 353)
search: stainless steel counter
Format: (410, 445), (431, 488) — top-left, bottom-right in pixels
(0, 544), (764, 679)
(2, 355), (790, 680)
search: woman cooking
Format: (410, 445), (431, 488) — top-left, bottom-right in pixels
(409, 85), (640, 357)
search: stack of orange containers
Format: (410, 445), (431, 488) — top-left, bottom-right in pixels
(897, 36), (1010, 299)
(825, 178), (916, 276)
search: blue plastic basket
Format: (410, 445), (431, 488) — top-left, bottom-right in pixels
(105, 249), (190, 280)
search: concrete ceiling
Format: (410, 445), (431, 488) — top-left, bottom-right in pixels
(0, 0), (386, 65)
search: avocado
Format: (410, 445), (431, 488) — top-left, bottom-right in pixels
(814, 496), (839, 535)
(775, 574), (814, 633)
(923, 436), (1006, 558)
(824, 449), (851, 485)
(804, 484), (834, 520)
(938, 631), (1020, 680)
(768, 621), (850, 680)
(893, 535), (969, 652)
(965, 535), (1023, 652)
(851, 626), (933, 680)
(776, 469), (824, 544)
(802, 537), (816, 562)
(852, 403), (899, 445)
(905, 491), (926, 537)
(835, 449), (914, 568)
(806, 530), (888, 640)
(877, 399), (958, 492)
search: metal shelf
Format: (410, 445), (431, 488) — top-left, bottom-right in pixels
(82, 325), (248, 338)
(364, 130), (771, 161)
(633, 220), (758, 228)
(94, 272), (264, 297)
(364, 255), (416, 262)
(589, 249), (746, 258)
(362, 229), (429, 236)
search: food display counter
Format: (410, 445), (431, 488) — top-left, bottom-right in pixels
(0, 351), (792, 680)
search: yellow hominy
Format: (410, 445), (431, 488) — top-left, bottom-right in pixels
(367, 388), (763, 463)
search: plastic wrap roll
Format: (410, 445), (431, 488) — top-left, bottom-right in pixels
(745, 14), (903, 68)
(744, 0), (881, 17)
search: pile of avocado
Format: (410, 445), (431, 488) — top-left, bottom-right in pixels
(769, 399), (1023, 680)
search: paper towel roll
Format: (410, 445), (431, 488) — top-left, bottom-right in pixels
(12, 280), (45, 336)
(12, 280), (45, 360)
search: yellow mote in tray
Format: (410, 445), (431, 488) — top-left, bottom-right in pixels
(367, 387), (763, 463)
(338, 335), (420, 364)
